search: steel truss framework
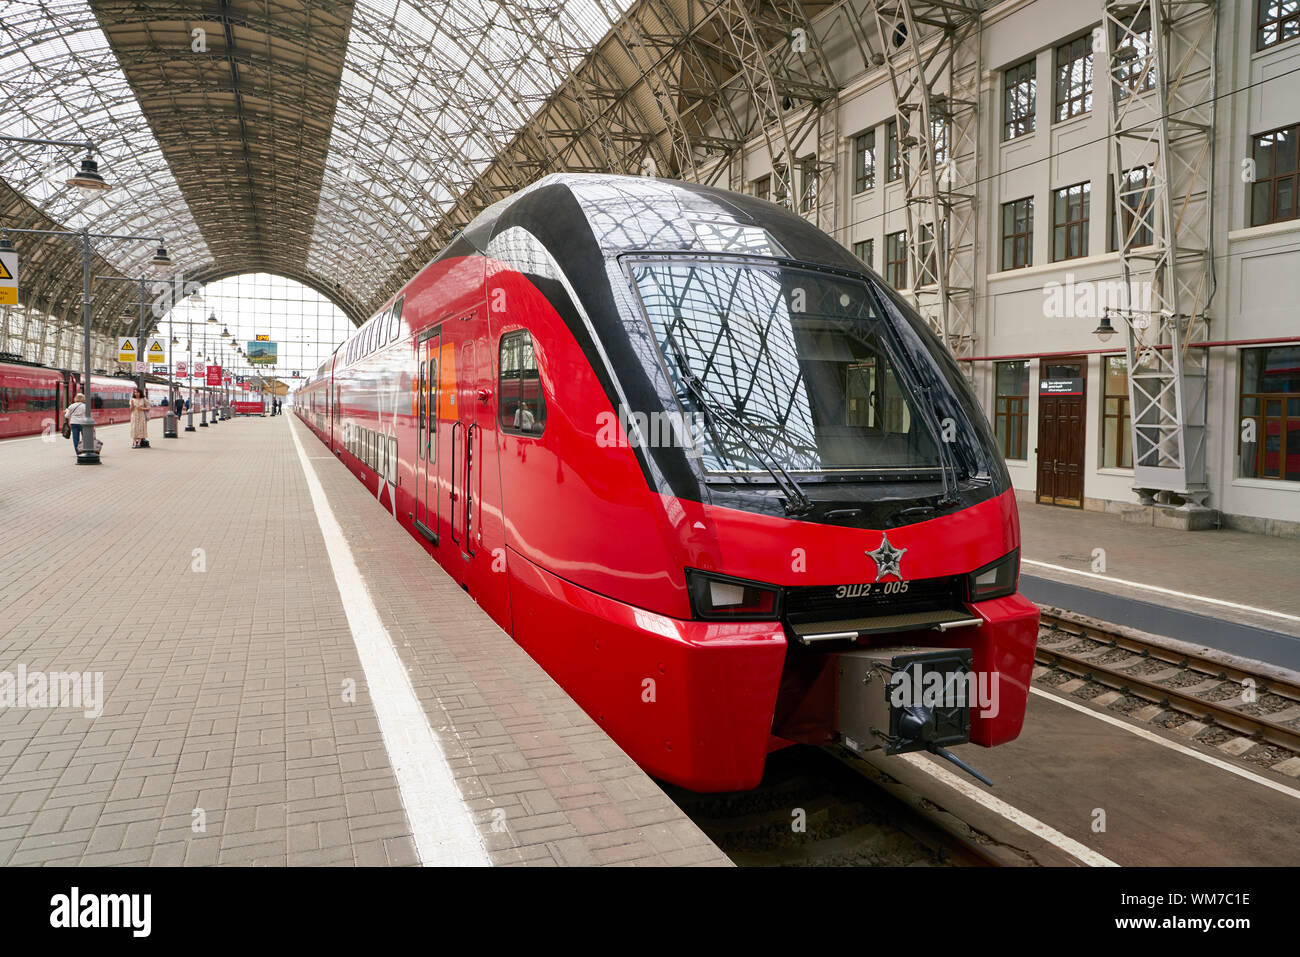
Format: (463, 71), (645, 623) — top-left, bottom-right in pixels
(1102, 0), (1216, 503)
(868, 0), (981, 361)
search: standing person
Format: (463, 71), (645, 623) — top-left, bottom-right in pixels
(64, 392), (93, 457)
(129, 387), (149, 449)
(173, 395), (184, 418)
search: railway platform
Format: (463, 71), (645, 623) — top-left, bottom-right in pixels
(0, 416), (729, 867)
(1017, 502), (1300, 667)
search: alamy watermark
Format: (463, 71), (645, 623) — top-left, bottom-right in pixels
(889, 664), (1000, 719)
(1042, 273), (1153, 321)
(0, 664), (104, 718)
(596, 405), (709, 456)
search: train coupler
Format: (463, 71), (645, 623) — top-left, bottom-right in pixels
(836, 646), (994, 787)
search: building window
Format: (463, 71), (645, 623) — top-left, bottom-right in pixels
(994, 361), (1029, 460)
(753, 176), (770, 203)
(916, 224), (937, 286)
(1054, 35), (1093, 122)
(1052, 182), (1091, 261)
(1114, 165), (1154, 249)
(1003, 58), (1037, 140)
(1101, 355), (1132, 469)
(1240, 345), (1300, 481)
(799, 157), (819, 213)
(886, 119), (901, 181)
(1259, 0), (1300, 51)
(852, 239), (873, 268)
(499, 330), (546, 436)
(885, 230), (907, 289)
(1250, 124), (1298, 227)
(1112, 11), (1155, 98)
(853, 131), (875, 193)
(1001, 197), (1034, 270)
(773, 165), (790, 208)
(930, 117), (950, 167)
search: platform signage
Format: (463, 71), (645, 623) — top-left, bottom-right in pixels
(0, 248), (17, 306)
(133, 362), (148, 373)
(118, 337), (138, 362)
(255, 334), (269, 341)
(145, 337), (167, 364)
(1039, 377), (1084, 396)
(206, 364), (222, 385)
(176, 361), (187, 377)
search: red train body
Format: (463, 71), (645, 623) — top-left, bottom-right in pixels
(297, 174), (1039, 791)
(0, 359), (219, 440)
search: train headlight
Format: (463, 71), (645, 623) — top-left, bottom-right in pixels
(686, 569), (781, 620)
(966, 548), (1019, 603)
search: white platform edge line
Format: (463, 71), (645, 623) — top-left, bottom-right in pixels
(1031, 686), (1300, 800)
(289, 417), (491, 867)
(1023, 559), (1300, 624)
(897, 753), (1119, 867)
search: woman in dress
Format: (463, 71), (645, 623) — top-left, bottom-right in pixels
(129, 387), (149, 448)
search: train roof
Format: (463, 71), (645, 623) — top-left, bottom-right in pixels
(456, 172), (863, 274)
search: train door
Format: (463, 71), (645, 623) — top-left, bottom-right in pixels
(1036, 357), (1086, 507)
(414, 328), (441, 545)
(447, 337), (477, 561)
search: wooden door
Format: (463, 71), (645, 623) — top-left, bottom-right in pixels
(1036, 358), (1086, 507)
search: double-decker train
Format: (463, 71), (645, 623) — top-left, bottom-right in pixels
(297, 173), (1038, 791)
(0, 357), (222, 440)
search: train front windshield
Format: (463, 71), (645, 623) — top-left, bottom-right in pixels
(629, 257), (945, 478)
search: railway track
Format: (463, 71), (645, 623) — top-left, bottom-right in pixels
(664, 745), (1012, 867)
(1035, 608), (1300, 759)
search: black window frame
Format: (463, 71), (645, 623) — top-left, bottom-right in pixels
(1113, 165), (1155, 249)
(853, 130), (876, 193)
(1003, 57), (1037, 141)
(1258, 0), (1300, 51)
(498, 329), (547, 438)
(885, 230), (907, 289)
(886, 119), (901, 182)
(994, 360), (1030, 461)
(1052, 181), (1091, 261)
(1053, 34), (1093, 123)
(1250, 123), (1299, 227)
(1001, 196), (1034, 270)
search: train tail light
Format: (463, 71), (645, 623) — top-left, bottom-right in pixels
(966, 548), (1019, 603)
(686, 569), (781, 620)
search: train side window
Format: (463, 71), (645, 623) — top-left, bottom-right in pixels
(417, 359), (425, 460)
(426, 357), (436, 461)
(388, 297), (404, 341)
(498, 330), (546, 437)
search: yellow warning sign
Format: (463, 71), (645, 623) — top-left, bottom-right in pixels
(146, 338), (167, 362)
(118, 337), (137, 363)
(0, 250), (16, 306)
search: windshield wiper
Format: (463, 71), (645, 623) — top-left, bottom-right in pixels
(917, 385), (961, 510)
(663, 326), (813, 516)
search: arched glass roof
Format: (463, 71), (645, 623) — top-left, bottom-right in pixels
(0, 0), (840, 358)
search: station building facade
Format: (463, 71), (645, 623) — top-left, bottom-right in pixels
(703, 0), (1299, 536)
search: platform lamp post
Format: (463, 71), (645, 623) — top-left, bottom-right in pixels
(0, 135), (126, 463)
(94, 258), (175, 444)
(220, 325), (233, 419)
(2, 227), (169, 463)
(181, 290), (201, 431)
(203, 310), (218, 426)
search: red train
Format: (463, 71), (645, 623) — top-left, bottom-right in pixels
(0, 357), (220, 440)
(297, 174), (1039, 791)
